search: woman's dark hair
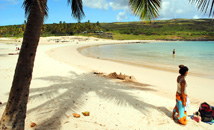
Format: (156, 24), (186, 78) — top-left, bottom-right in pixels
(179, 65), (189, 75)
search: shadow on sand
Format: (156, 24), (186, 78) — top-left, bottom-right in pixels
(1, 72), (171, 129)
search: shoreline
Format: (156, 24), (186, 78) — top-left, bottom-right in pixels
(77, 42), (208, 79)
(46, 39), (214, 105)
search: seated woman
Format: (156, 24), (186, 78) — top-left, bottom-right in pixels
(172, 65), (189, 125)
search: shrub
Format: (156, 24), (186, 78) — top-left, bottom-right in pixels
(200, 31), (208, 35)
(133, 31), (139, 35)
(145, 31), (151, 35)
(120, 29), (131, 34)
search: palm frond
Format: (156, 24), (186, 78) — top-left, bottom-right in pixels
(129, 0), (161, 21)
(67, 0), (85, 21)
(189, 0), (214, 17)
(22, 0), (48, 18)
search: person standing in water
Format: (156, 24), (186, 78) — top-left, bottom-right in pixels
(173, 49), (175, 55)
(172, 65), (189, 125)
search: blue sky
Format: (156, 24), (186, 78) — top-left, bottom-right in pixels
(0, 0), (211, 26)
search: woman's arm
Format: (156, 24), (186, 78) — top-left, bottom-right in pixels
(181, 80), (186, 107)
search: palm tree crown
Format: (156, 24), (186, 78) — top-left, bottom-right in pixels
(22, 0), (85, 21)
(189, 0), (214, 17)
(129, 0), (161, 21)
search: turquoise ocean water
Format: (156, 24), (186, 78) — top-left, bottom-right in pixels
(81, 41), (214, 79)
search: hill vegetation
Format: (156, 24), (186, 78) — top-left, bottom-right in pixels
(0, 20), (101, 37)
(1, 19), (214, 40)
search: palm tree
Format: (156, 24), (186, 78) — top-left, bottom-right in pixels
(0, 0), (213, 129)
(0, 0), (84, 129)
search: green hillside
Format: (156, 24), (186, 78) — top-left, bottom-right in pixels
(100, 19), (214, 40)
(1, 19), (214, 40)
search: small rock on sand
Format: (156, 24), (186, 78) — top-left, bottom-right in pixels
(30, 122), (36, 127)
(72, 113), (80, 118)
(82, 111), (90, 116)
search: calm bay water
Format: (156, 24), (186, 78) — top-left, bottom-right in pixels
(81, 41), (214, 79)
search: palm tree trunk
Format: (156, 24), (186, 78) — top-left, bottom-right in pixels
(0, 0), (47, 129)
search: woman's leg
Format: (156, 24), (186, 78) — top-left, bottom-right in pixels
(172, 104), (177, 119)
(177, 100), (187, 125)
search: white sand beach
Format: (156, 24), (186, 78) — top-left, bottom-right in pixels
(0, 36), (214, 130)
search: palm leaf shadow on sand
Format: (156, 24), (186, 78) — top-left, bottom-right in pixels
(27, 72), (171, 129)
(0, 54), (8, 57)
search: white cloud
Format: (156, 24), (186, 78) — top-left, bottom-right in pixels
(109, 0), (129, 11)
(83, 0), (108, 10)
(193, 15), (199, 19)
(161, 1), (170, 16)
(158, 0), (206, 19)
(116, 11), (128, 21)
(176, 9), (184, 14)
(109, 2), (118, 10)
(108, 0), (132, 21)
(82, 0), (132, 21)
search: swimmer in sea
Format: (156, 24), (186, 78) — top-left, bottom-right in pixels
(173, 49), (175, 55)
